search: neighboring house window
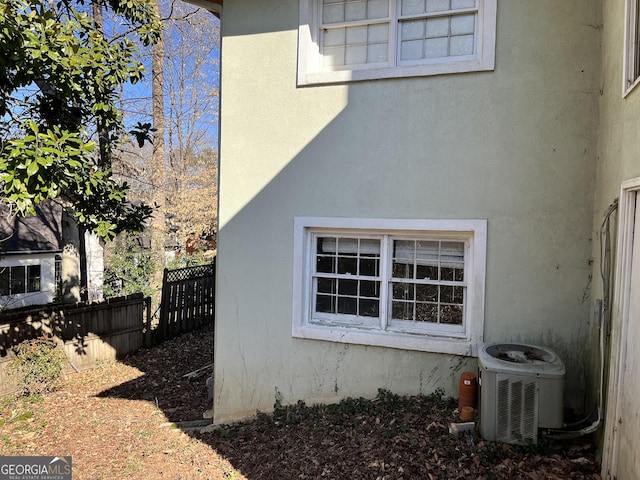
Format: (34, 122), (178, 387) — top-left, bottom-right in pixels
(625, 0), (640, 94)
(10, 266), (26, 294)
(0, 265), (42, 295)
(27, 265), (41, 292)
(0, 268), (8, 296)
(298, 0), (497, 85)
(55, 255), (62, 298)
(292, 217), (487, 356)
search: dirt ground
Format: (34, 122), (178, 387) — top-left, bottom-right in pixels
(1, 324), (601, 479)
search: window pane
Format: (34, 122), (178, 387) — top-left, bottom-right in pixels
(27, 265), (41, 292)
(359, 257), (379, 276)
(425, 37), (449, 58)
(345, 0), (367, 21)
(338, 278), (358, 295)
(426, 0), (450, 12)
(317, 294), (335, 313)
(453, 286), (464, 303)
(367, 42), (389, 63)
(359, 238), (381, 255)
(440, 304), (463, 324)
(401, 0), (425, 15)
(0, 268), (9, 296)
(11, 266), (25, 294)
(325, 27), (346, 47)
(368, 23), (389, 43)
(317, 255), (335, 273)
(338, 296), (358, 314)
(392, 282), (414, 300)
(360, 280), (380, 297)
(401, 40), (423, 61)
(337, 237), (358, 254)
(323, 3), (345, 24)
(359, 298), (379, 317)
(368, 0), (389, 18)
(441, 285), (455, 303)
(346, 44), (367, 64)
(401, 20), (425, 40)
(450, 34), (474, 56)
(416, 264), (438, 280)
(451, 0), (475, 9)
(426, 17), (449, 38)
(392, 301), (414, 320)
(317, 277), (336, 293)
(346, 25), (367, 44)
(416, 284), (438, 301)
(392, 262), (414, 278)
(338, 256), (358, 274)
(416, 302), (438, 322)
(450, 13), (475, 35)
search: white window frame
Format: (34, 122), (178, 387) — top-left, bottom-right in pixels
(624, 0), (640, 95)
(298, 0), (497, 86)
(292, 217), (487, 356)
(0, 263), (41, 295)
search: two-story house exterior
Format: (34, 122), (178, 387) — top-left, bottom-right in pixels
(204, 1), (640, 476)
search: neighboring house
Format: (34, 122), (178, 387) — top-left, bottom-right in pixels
(197, 1), (639, 477)
(0, 202), (104, 309)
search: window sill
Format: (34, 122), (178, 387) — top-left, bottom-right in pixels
(292, 323), (478, 356)
(298, 57), (495, 87)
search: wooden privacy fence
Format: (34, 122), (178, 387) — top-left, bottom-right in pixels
(0, 293), (150, 397)
(158, 261), (215, 343)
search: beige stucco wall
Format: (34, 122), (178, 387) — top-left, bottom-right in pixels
(596, 2), (640, 478)
(214, 0), (601, 423)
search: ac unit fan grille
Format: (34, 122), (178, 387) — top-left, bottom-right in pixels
(496, 374), (538, 444)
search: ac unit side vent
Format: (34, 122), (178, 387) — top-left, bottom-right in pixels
(496, 374), (539, 444)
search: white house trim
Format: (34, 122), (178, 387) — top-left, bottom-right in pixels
(601, 177), (640, 478)
(292, 217), (487, 356)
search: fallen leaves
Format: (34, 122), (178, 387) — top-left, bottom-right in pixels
(0, 323), (602, 479)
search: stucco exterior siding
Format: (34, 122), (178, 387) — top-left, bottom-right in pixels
(597, 2), (640, 477)
(215, 0), (601, 423)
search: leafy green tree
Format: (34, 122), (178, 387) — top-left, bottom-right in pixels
(0, 0), (162, 240)
(102, 232), (157, 298)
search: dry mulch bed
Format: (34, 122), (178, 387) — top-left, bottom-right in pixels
(1, 324), (601, 479)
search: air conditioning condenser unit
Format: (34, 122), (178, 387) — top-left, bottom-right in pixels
(478, 342), (565, 444)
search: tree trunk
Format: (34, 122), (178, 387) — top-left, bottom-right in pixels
(61, 211), (81, 303)
(151, 0), (166, 289)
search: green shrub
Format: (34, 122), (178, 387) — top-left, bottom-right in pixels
(9, 336), (67, 396)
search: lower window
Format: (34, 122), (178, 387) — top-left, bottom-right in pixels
(292, 217), (487, 356)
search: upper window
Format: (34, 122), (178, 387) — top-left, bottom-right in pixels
(298, 0), (497, 85)
(292, 217), (487, 356)
(624, 0), (640, 95)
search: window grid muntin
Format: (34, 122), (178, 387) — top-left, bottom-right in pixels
(320, 0), (392, 69)
(397, 1), (478, 64)
(389, 238), (466, 327)
(310, 231), (467, 333)
(312, 235), (382, 322)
